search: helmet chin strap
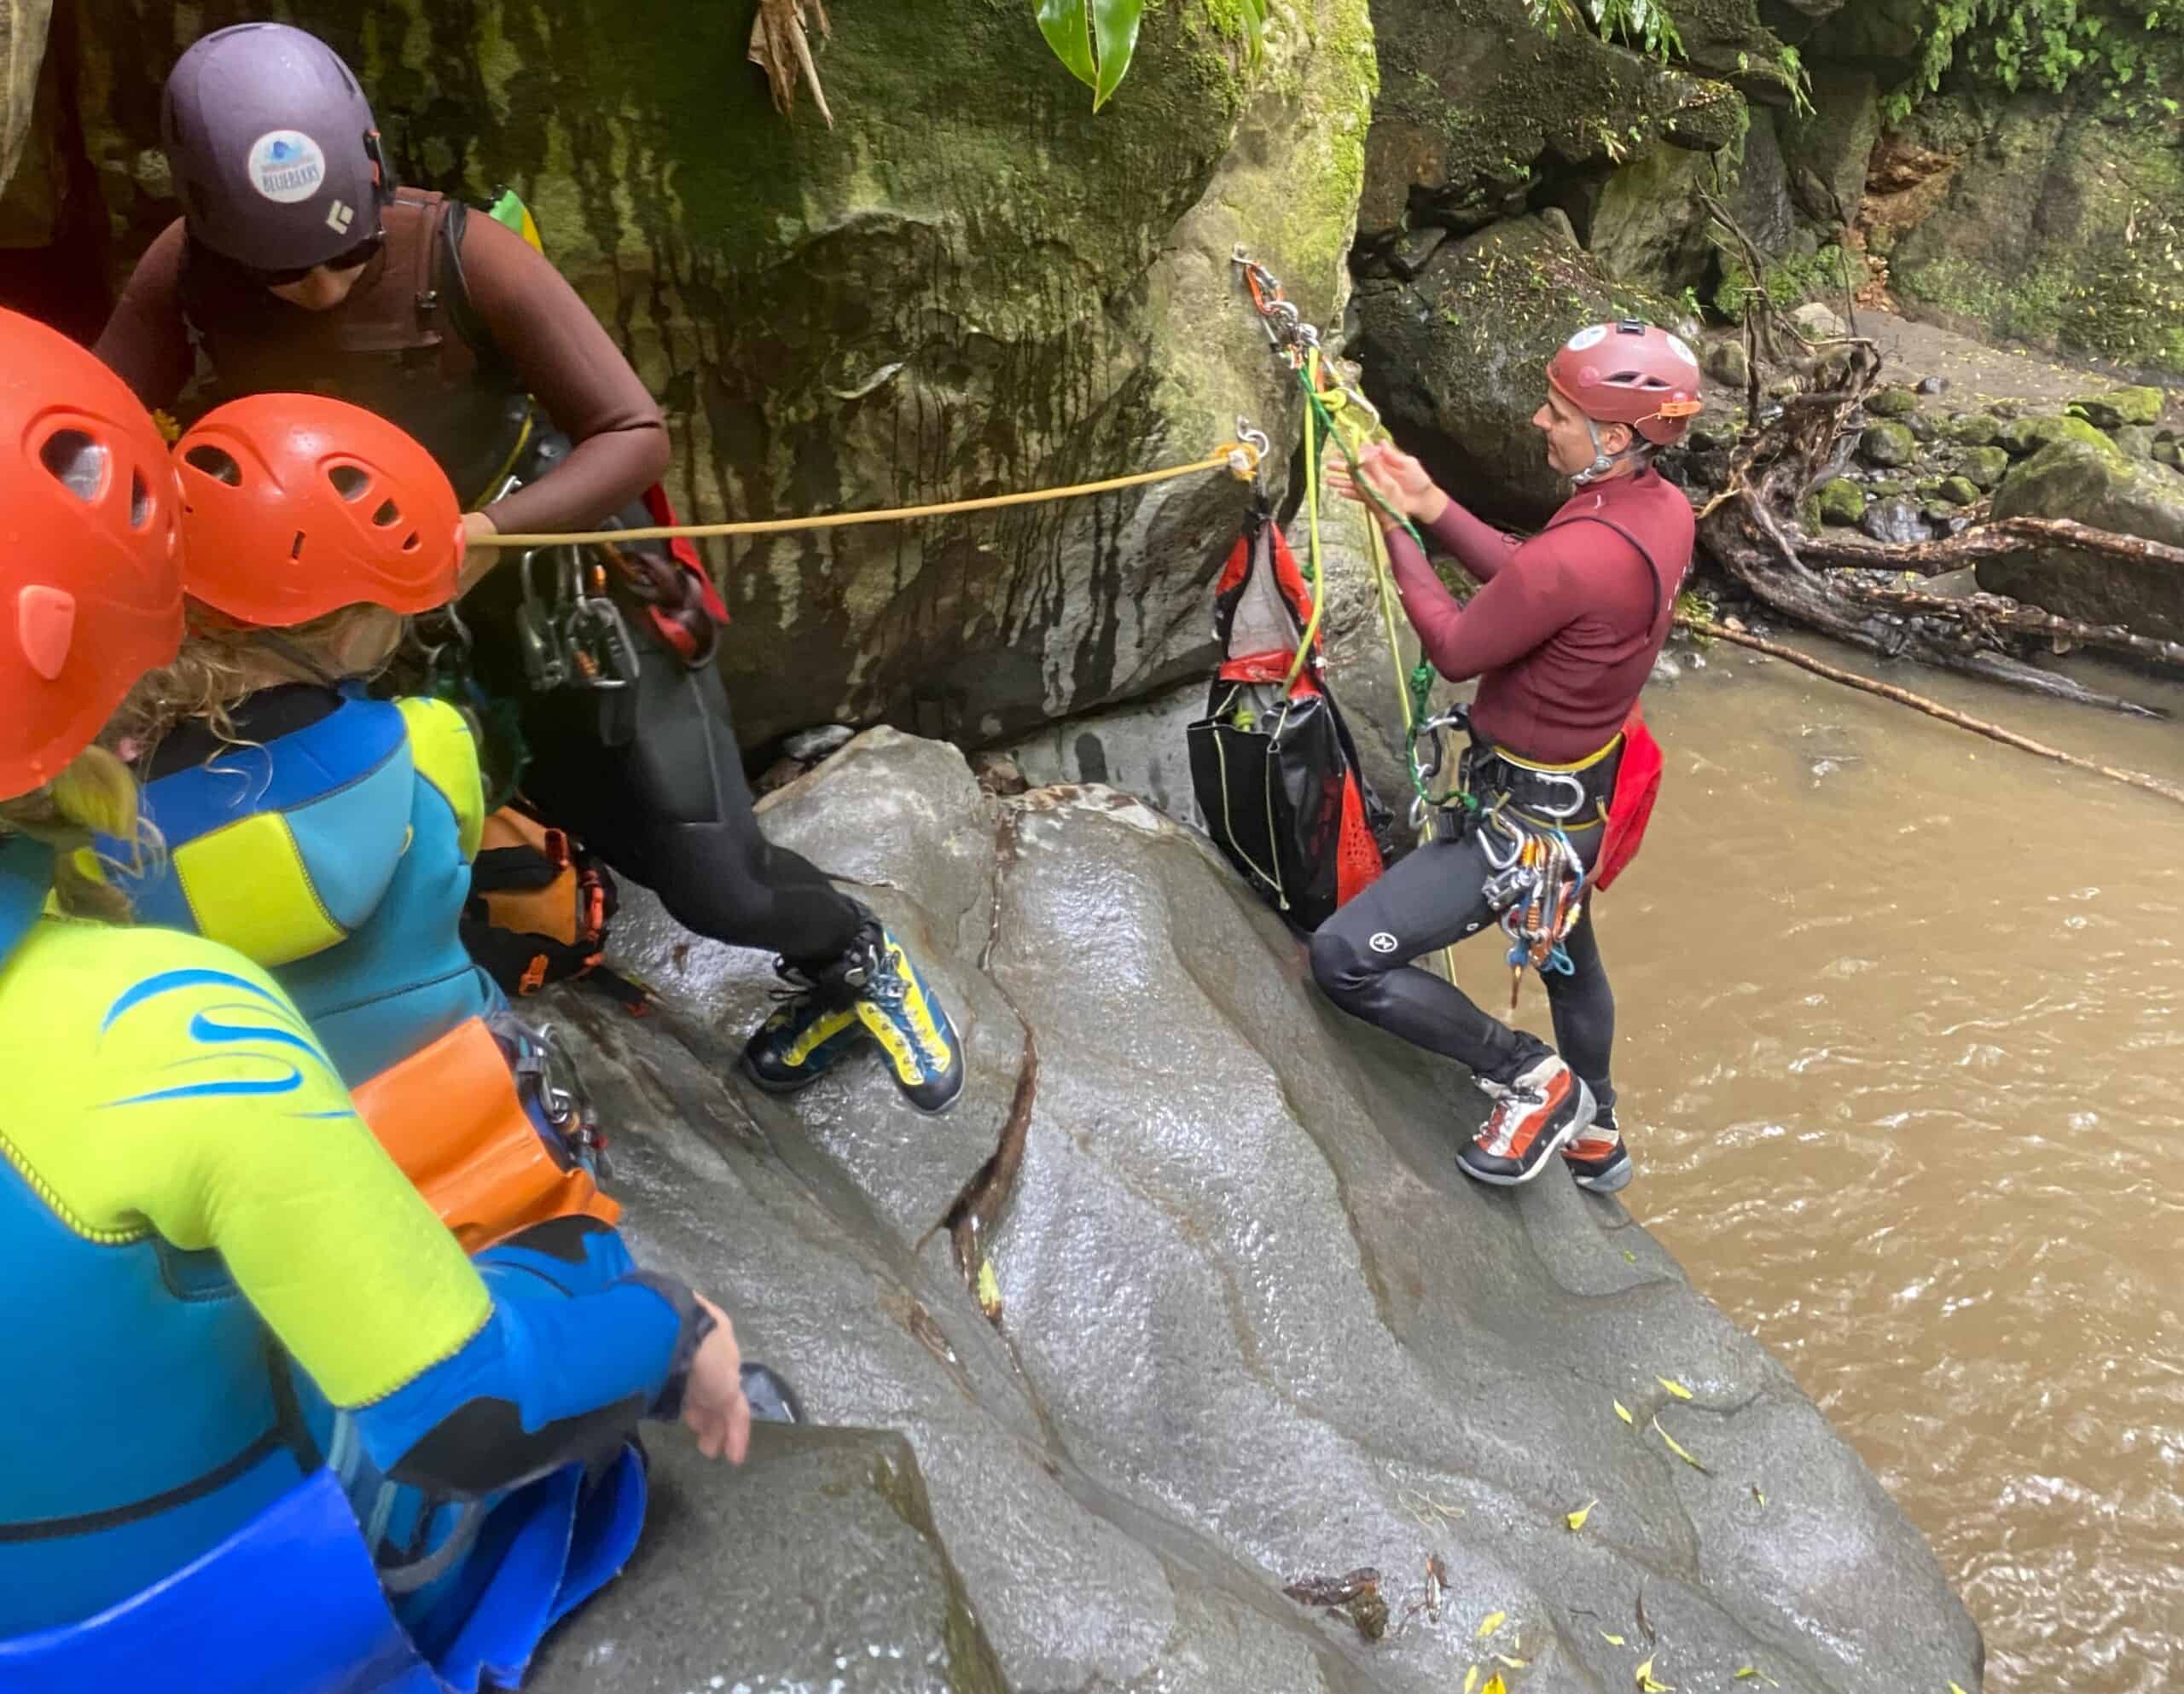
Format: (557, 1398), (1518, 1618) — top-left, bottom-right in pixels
(1571, 415), (1641, 486)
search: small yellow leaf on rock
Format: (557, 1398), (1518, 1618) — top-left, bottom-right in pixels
(1481, 1678), (1508, 1694)
(1635, 1659), (1653, 1685)
(1496, 1655), (1531, 1669)
(1737, 1673), (1758, 1683)
(1634, 1662), (1675, 1694)
(1477, 1610), (1506, 1639)
(1615, 1400), (1635, 1424)
(975, 1258), (1002, 1319)
(1949, 1685), (1971, 1694)
(1653, 1417), (1710, 1471)
(1566, 1500), (1598, 1531)
(1601, 1631), (1628, 1646)
(1463, 1668), (1479, 1694)
(1658, 1377), (1695, 1400)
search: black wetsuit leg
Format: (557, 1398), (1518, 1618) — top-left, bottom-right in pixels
(468, 556), (862, 971)
(1309, 822), (1612, 1093)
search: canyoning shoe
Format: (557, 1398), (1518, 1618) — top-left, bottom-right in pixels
(1561, 1107), (1633, 1193)
(739, 973), (868, 1094)
(1458, 1053), (1596, 1186)
(852, 926), (966, 1116)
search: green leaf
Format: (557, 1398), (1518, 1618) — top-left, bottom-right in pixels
(1035, 0), (1098, 91)
(1090, 0), (1146, 110)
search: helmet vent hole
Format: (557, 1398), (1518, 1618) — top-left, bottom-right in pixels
(130, 471), (154, 529)
(291, 531), (307, 560)
(328, 464), (372, 502)
(40, 430), (108, 503)
(370, 498), (402, 528)
(401, 531), (421, 552)
(183, 444), (243, 486)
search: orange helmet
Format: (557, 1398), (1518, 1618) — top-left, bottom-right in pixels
(174, 394), (465, 626)
(0, 309), (184, 801)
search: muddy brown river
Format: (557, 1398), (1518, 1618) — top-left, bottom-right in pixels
(1446, 637), (2184, 1691)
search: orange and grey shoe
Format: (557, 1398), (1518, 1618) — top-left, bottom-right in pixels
(1457, 1052), (1596, 1186)
(1561, 1105), (1632, 1193)
(851, 926), (965, 1116)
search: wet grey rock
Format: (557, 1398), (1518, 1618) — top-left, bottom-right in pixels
(1958, 446), (2011, 490)
(1388, 224), (1449, 281)
(1906, 412), (1942, 443)
(1986, 441), (2184, 640)
(783, 723), (857, 763)
(536, 1427), (1005, 1694)
(1705, 337), (1751, 390)
(1859, 421), (1917, 467)
(526, 728), (1983, 1694)
(1789, 301), (1849, 341)
(2111, 424), (2160, 461)
(1916, 375), (1949, 395)
(1861, 496), (1931, 543)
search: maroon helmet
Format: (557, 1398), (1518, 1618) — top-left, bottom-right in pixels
(160, 23), (392, 274)
(1547, 320), (1705, 447)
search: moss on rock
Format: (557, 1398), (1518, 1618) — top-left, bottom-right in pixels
(1355, 212), (1678, 519)
(1816, 478), (1867, 524)
(1859, 420), (1916, 467)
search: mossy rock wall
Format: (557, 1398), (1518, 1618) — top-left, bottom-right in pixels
(69, 0), (1375, 747)
(1878, 92), (2184, 377)
(1354, 212), (1678, 519)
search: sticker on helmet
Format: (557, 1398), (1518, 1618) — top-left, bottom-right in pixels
(247, 131), (328, 205)
(1666, 333), (1699, 366)
(1565, 324), (1608, 352)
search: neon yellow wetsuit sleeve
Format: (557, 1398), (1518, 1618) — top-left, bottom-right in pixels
(7, 920), (490, 1406)
(397, 696), (485, 862)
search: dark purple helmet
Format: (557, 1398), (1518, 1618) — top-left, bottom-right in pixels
(160, 22), (392, 273)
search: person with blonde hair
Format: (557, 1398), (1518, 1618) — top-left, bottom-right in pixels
(0, 309), (749, 1694)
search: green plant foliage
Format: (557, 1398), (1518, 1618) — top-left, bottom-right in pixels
(1525, 0), (1686, 66)
(1881, 0), (2184, 122)
(1035, 0), (1146, 110)
(1034, 0), (1269, 110)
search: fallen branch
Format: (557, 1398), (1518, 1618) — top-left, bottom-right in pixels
(1837, 580), (2184, 672)
(1682, 618), (2184, 809)
(1796, 516), (2184, 580)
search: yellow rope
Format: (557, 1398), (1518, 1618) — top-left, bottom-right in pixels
(473, 440), (1263, 548)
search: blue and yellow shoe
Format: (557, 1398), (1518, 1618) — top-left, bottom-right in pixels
(852, 927), (965, 1116)
(740, 978), (867, 1094)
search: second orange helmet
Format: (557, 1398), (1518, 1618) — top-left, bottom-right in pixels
(174, 394), (466, 627)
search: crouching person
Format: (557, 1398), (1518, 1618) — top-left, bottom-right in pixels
(0, 309), (751, 1694)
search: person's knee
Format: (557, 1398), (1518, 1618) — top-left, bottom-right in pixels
(1310, 921), (1386, 1006)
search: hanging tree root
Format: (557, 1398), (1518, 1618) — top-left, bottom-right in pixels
(1682, 618), (2184, 809)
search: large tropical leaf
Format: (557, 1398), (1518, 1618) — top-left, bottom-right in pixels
(1090, 0), (1145, 109)
(1035, 0), (1099, 91)
(1033, 0), (1145, 108)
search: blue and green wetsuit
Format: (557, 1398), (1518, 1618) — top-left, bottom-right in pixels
(0, 835), (698, 1685)
(119, 681), (495, 1087)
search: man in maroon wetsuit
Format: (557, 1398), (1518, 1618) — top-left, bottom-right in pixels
(1312, 320), (1699, 1191)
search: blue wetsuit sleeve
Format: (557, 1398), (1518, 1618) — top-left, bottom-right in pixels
(354, 1243), (703, 1497)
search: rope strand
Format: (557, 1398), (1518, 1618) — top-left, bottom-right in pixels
(473, 441), (1263, 549)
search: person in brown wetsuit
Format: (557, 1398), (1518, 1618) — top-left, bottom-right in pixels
(1311, 320), (1700, 1192)
(96, 21), (964, 1114)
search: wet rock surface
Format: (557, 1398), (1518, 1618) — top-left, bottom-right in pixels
(531, 729), (1982, 1693)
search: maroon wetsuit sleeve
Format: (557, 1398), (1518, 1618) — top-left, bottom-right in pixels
(92, 222), (197, 410)
(1387, 524), (1582, 683)
(456, 213), (672, 536)
(1419, 495), (1522, 583)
